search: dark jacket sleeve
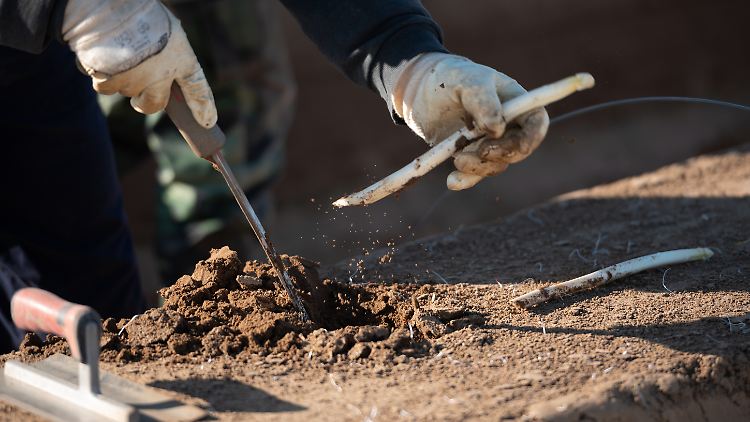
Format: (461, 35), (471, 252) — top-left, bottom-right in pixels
(280, 0), (448, 120)
(0, 0), (67, 53)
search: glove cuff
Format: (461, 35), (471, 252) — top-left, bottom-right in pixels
(370, 23), (448, 124)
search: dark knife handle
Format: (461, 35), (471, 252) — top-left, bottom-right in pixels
(165, 82), (226, 159)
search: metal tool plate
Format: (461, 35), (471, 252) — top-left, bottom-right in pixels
(0, 354), (206, 422)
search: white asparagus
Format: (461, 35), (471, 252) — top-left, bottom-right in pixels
(333, 72), (596, 207)
(510, 247), (714, 309)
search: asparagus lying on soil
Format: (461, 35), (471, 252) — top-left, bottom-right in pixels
(510, 247), (715, 309)
(333, 73), (596, 208)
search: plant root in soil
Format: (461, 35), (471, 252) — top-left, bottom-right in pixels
(511, 247), (715, 309)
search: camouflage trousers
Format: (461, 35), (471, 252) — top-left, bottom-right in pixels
(101, 0), (295, 281)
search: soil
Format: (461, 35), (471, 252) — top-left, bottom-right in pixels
(2, 145), (750, 421)
(14, 248), (481, 366)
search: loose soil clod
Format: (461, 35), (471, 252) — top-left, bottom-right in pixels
(15, 246), (482, 365)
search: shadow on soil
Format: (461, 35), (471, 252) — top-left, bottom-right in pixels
(337, 192), (750, 359)
(487, 312), (750, 357)
(342, 195), (750, 294)
(149, 378), (305, 413)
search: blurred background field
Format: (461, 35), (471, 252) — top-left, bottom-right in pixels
(121, 0), (750, 296)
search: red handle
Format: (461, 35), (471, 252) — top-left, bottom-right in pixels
(11, 288), (101, 362)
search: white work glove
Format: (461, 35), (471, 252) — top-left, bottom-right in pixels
(392, 53), (549, 188)
(62, 0), (217, 128)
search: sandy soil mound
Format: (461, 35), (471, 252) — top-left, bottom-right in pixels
(17, 247), (484, 366)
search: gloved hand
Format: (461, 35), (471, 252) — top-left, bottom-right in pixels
(62, 0), (216, 128)
(391, 53), (549, 189)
